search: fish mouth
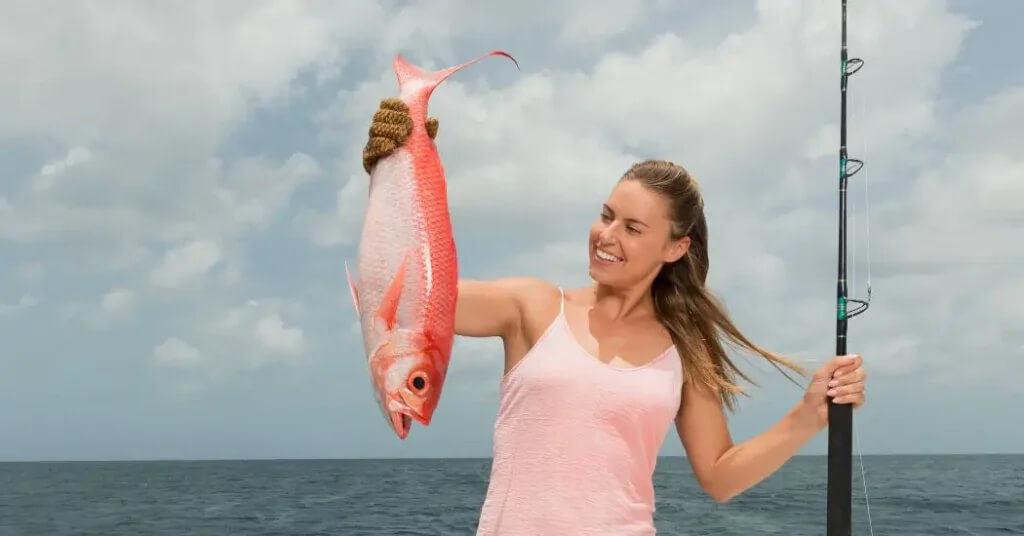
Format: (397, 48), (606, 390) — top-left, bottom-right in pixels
(387, 403), (429, 440)
(390, 411), (413, 440)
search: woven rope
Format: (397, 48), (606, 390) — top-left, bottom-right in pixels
(362, 98), (439, 173)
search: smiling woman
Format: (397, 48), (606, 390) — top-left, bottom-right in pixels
(590, 161), (808, 409)
(361, 100), (868, 536)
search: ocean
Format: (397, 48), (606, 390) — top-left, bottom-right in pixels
(1, 455), (1020, 535)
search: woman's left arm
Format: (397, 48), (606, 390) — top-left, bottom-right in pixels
(676, 354), (866, 503)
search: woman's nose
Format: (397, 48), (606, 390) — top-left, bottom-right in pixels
(599, 223), (618, 242)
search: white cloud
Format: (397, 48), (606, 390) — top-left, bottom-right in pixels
(56, 287), (138, 330)
(556, 0), (662, 45)
(0, 1), (386, 145)
(139, 297), (311, 394)
(32, 147), (93, 193)
(0, 0), (362, 291)
(153, 337), (203, 368)
(361, 0), (679, 61)
(295, 169), (369, 247)
(205, 299), (310, 368)
(882, 86), (1024, 266)
(149, 240), (222, 288)
(100, 288), (135, 315)
(254, 314), (307, 356)
(855, 83), (1024, 386)
(0, 294), (37, 317)
(502, 239), (593, 288)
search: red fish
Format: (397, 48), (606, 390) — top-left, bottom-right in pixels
(346, 51), (519, 439)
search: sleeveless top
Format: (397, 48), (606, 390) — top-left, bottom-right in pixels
(476, 289), (684, 535)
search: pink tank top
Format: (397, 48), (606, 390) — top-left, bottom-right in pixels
(476, 290), (684, 535)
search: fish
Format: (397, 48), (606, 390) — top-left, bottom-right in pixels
(346, 50), (520, 439)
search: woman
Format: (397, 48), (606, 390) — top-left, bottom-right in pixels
(362, 99), (868, 535)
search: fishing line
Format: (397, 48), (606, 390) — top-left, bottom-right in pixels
(854, 416), (875, 536)
(861, 90), (873, 309)
(850, 80), (874, 323)
(852, 65), (876, 536)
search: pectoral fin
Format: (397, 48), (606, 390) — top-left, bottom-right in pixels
(345, 261), (360, 315)
(377, 255), (408, 331)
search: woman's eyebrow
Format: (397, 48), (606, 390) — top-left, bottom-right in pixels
(604, 204), (648, 227)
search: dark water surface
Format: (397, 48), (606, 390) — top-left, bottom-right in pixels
(2, 455), (1021, 535)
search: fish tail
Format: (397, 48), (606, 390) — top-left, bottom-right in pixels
(393, 50), (520, 97)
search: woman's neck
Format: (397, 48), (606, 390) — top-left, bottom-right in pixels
(591, 281), (655, 322)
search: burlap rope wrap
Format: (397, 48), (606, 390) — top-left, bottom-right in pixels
(362, 97), (440, 173)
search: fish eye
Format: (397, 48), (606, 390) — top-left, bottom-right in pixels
(408, 371), (429, 394)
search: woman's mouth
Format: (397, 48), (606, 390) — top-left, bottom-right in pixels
(594, 247), (624, 263)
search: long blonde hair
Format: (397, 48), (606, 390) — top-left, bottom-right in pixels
(622, 159), (807, 411)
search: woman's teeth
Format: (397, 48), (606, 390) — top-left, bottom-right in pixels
(596, 249), (623, 263)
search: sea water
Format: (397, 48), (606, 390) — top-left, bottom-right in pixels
(1, 454), (1020, 535)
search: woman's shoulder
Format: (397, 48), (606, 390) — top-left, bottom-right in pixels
(512, 280), (597, 310)
(478, 278), (596, 328)
(479, 277), (562, 344)
(500, 277), (562, 308)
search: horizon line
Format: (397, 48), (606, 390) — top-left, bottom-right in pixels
(3, 452), (1021, 464)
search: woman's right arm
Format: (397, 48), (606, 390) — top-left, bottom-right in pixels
(455, 278), (539, 339)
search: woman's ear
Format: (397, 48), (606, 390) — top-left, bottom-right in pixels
(665, 236), (691, 263)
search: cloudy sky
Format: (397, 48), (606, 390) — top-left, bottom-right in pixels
(1, 0), (1020, 462)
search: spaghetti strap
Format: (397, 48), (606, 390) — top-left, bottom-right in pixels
(558, 287), (564, 315)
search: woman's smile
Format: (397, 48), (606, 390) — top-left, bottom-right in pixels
(594, 247), (624, 264)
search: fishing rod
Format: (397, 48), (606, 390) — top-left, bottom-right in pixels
(828, 1), (870, 535)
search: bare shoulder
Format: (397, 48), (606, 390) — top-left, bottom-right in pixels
(502, 277), (562, 327)
(496, 277), (564, 347)
(455, 276), (560, 340)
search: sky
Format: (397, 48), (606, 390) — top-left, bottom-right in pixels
(1, 0), (1021, 462)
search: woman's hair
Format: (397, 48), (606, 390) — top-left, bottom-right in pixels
(621, 159), (807, 411)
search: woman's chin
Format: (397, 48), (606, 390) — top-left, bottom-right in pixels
(588, 260), (620, 284)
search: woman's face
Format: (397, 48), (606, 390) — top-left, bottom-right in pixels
(588, 179), (690, 287)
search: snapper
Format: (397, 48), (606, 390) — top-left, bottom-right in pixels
(346, 51), (519, 439)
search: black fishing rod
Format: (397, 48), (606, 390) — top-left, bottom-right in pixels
(828, 1), (869, 535)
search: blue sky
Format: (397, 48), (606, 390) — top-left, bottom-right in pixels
(1, 0), (1021, 462)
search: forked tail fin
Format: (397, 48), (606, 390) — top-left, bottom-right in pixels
(393, 50), (520, 97)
